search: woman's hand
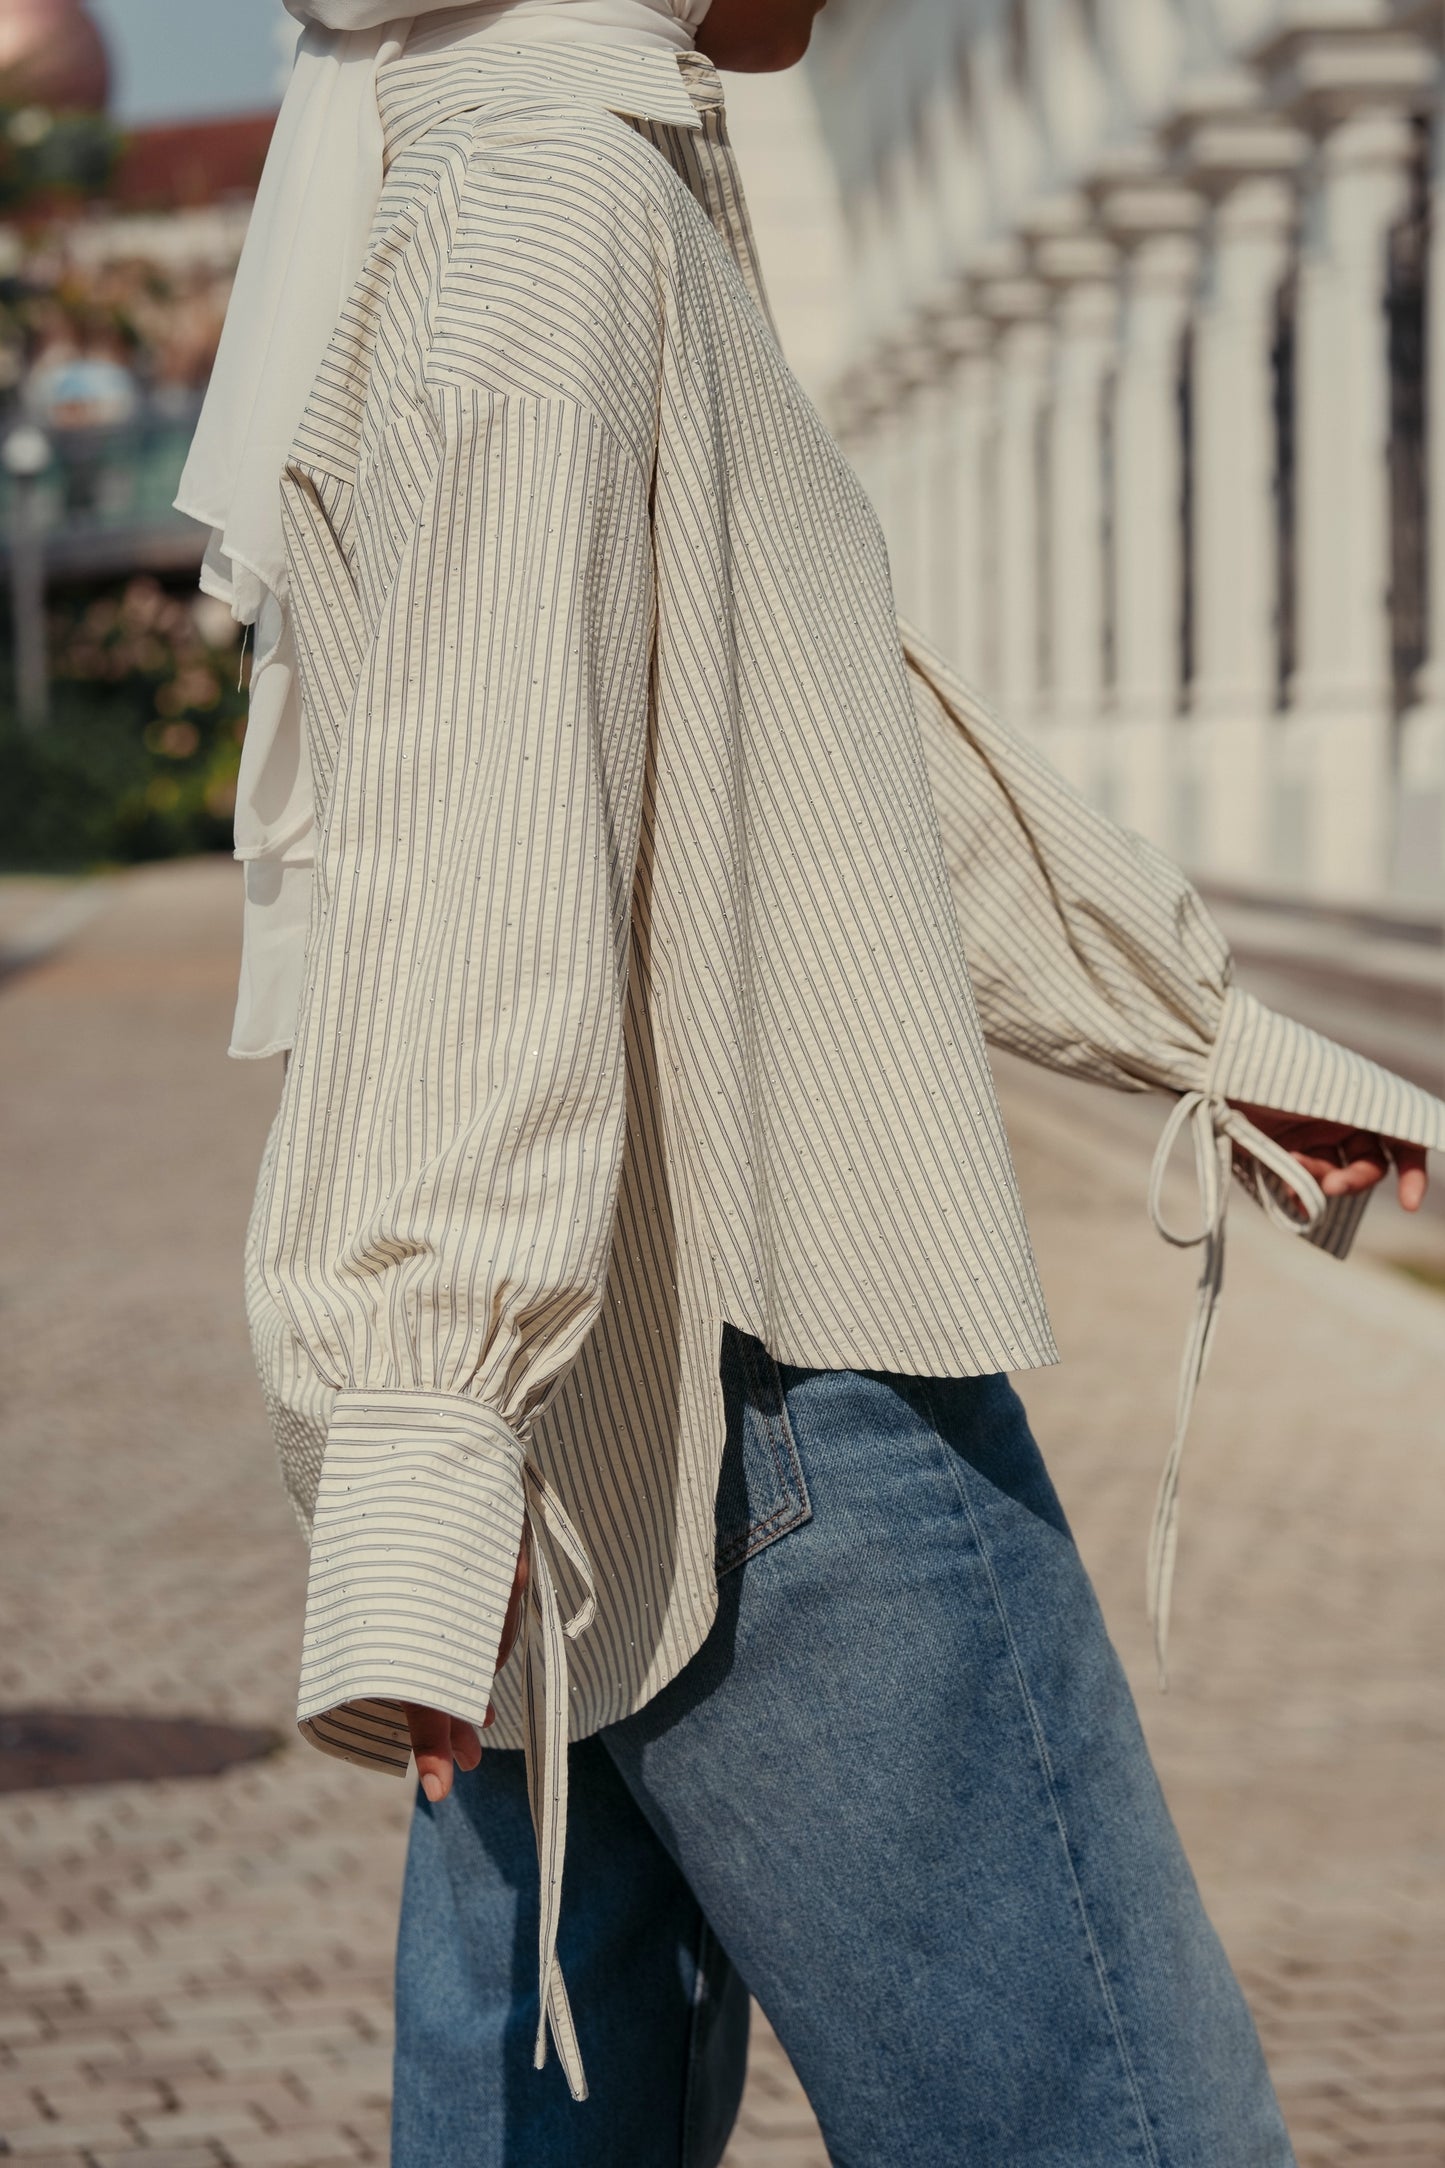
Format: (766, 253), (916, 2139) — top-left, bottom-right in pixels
(1233, 1104), (1430, 1212)
(402, 1527), (531, 1804)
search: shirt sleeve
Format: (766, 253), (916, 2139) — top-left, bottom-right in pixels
(901, 615), (1445, 1261)
(257, 383), (654, 1770)
(903, 615), (1445, 1686)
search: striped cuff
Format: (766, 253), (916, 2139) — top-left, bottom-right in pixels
(1205, 983), (1445, 1260)
(295, 1389), (529, 1774)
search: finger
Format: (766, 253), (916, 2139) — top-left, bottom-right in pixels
(406, 1703), (455, 1805)
(1393, 1142), (1429, 1212)
(1321, 1155), (1387, 1198)
(1289, 1152), (1347, 1185)
(1314, 1137), (1387, 1196)
(1287, 1147), (1385, 1194)
(451, 1718), (483, 1773)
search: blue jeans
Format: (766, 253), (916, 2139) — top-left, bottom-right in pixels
(392, 1323), (1294, 2167)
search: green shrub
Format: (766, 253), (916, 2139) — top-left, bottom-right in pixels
(0, 575), (247, 870)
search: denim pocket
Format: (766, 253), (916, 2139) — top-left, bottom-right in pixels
(713, 1321), (812, 1579)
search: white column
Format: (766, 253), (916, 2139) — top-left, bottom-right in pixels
(891, 359), (940, 631)
(1107, 225), (1200, 849)
(1038, 246), (1118, 795)
(872, 377), (918, 617)
(936, 321), (995, 684)
(982, 281), (1051, 739)
(906, 365), (952, 645)
(1398, 107), (1445, 901)
(1191, 174), (1297, 883)
(1289, 109), (1416, 901)
(831, 364), (878, 511)
(839, 404), (883, 532)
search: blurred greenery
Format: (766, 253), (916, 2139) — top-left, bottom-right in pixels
(0, 576), (246, 871)
(0, 103), (120, 215)
(0, 94), (248, 873)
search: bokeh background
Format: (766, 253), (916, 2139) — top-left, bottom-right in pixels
(0, 7), (1442, 2167)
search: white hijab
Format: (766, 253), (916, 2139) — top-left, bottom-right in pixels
(173, 0), (711, 1058)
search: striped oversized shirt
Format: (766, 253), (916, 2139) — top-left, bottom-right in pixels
(239, 35), (1445, 2097)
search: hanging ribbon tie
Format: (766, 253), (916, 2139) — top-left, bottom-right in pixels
(1144, 1091), (1328, 1690)
(516, 1459), (596, 2102)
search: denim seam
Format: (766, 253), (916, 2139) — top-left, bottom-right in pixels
(917, 1380), (1163, 2168)
(679, 1911), (719, 2168)
(715, 1333), (812, 1577)
(715, 1497), (804, 1575)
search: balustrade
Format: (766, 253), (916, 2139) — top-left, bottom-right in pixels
(812, 0), (1445, 912)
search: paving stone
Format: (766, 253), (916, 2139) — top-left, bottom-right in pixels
(31, 2080), (171, 2120)
(201, 2045), (344, 2083)
(0, 2016), (48, 2048)
(0, 2082), (46, 2122)
(137, 2003), (280, 2041)
(2, 2121), (133, 2154)
(160, 2080), (308, 2127)
(129, 2108), (270, 2147)
(89, 2152), (225, 2168)
(75, 2055), (218, 2088)
(0, 2154), (92, 2168)
(721, 2137), (827, 2168)
(217, 2131), (368, 2168)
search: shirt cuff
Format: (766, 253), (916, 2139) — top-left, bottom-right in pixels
(294, 1388), (528, 1774)
(1203, 983), (1445, 1261)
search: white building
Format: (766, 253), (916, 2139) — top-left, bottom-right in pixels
(804, 0), (1445, 912)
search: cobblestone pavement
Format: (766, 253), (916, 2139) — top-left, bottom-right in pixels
(1, 856), (1442, 2168)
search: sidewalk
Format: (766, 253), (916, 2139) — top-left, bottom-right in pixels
(1, 855), (1441, 2168)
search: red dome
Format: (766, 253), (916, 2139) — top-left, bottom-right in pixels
(0, 0), (110, 115)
